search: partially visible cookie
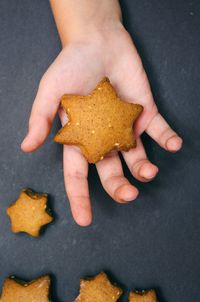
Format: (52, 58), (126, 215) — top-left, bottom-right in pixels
(7, 188), (53, 237)
(75, 272), (122, 302)
(129, 289), (158, 302)
(0, 275), (51, 302)
(54, 77), (143, 163)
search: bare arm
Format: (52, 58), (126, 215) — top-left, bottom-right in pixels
(22, 0), (182, 226)
(50, 0), (122, 45)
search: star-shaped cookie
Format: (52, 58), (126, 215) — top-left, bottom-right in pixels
(129, 289), (158, 302)
(75, 272), (122, 302)
(7, 188), (53, 237)
(0, 275), (51, 302)
(54, 77), (143, 163)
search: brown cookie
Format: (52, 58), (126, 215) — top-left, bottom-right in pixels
(0, 275), (51, 302)
(7, 188), (53, 237)
(129, 289), (158, 302)
(54, 77), (143, 163)
(75, 272), (122, 302)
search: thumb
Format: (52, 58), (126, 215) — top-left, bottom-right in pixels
(21, 77), (61, 152)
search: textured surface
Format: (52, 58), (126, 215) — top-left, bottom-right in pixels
(1, 275), (51, 302)
(7, 189), (53, 237)
(75, 272), (122, 302)
(54, 78), (143, 163)
(129, 290), (157, 302)
(0, 0), (199, 302)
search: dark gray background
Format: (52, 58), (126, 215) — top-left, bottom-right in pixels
(0, 0), (199, 301)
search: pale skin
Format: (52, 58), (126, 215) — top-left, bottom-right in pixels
(21, 0), (183, 226)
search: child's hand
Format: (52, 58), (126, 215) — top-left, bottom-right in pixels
(21, 2), (182, 226)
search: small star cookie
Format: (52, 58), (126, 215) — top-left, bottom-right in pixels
(0, 275), (51, 302)
(54, 77), (143, 163)
(129, 289), (158, 302)
(75, 272), (122, 302)
(7, 188), (53, 237)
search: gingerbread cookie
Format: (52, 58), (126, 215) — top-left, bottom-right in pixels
(129, 289), (158, 302)
(75, 272), (122, 302)
(0, 275), (51, 302)
(7, 188), (53, 237)
(54, 77), (143, 163)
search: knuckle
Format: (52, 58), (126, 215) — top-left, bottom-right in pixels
(65, 169), (86, 181)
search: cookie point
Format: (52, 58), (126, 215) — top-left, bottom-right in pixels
(54, 77), (143, 163)
(97, 77), (111, 88)
(136, 103), (144, 113)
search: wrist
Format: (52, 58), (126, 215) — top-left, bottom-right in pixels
(50, 0), (122, 47)
(65, 19), (124, 45)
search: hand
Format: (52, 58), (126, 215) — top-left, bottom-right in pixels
(21, 24), (182, 226)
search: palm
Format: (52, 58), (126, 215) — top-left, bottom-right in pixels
(22, 29), (182, 226)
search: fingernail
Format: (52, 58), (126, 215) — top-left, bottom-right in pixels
(21, 133), (29, 149)
(76, 216), (92, 227)
(122, 188), (139, 202)
(144, 169), (158, 180)
(139, 164), (159, 180)
(166, 136), (183, 152)
(21, 136), (27, 146)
